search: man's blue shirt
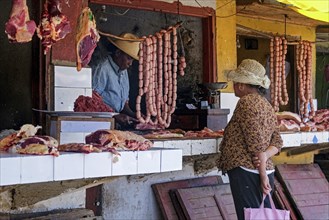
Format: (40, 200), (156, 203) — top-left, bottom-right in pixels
(92, 56), (129, 112)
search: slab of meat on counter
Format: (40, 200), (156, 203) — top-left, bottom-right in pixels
(74, 91), (114, 112)
(86, 129), (153, 151)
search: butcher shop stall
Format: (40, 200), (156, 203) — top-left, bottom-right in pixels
(1, 0), (329, 219)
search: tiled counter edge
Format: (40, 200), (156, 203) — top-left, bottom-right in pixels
(0, 148), (182, 186)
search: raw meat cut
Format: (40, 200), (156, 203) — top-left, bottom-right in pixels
(12, 135), (59, 156)
(74, 91), (114, 112)
(5, 0), (36, 43)
(76, 7), (100, 71)
(0, 124), (41, 151)
(37, 0), (71, 54)
(276, 111), (302, 124)
(86, 130), (153, 151)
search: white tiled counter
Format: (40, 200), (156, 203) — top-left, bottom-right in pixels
(0, 148), (182, 186)
(153, 138), (222, 156)
(280, 131), (329, 147)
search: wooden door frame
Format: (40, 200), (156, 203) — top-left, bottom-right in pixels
(90, 0), (217, 83)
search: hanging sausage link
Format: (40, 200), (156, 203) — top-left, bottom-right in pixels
(136, 24), (186, 127)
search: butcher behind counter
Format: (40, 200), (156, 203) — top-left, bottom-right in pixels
(74, 32), (162, 130)
(75, 25), (187, 131)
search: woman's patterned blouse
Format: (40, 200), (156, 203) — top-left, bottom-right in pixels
(218, 93), (283, 173)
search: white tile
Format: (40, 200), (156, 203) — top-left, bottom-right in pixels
(301, 132), (324, 144)
(60, 121), (112, 133)
(152, 141), (164, 148)
(164, 140), (191, 156)
(161, 149), (182, 172)
(324, 132), (328, 142)
(191, 139), (217, 155)
(54, 66), (92, 88)
(220, 92), (239, 122)
(84, 152), (112, 178)
(137, 150), (161, 174)
(54, 153), (84, 181)
(217, 138), (223, 152)
(0, 153), (21, 186)
(21, 155), (54, 184)
(112, 151), (138, 176)
(85, 88), (92, 96)
(60, 132), (85, 144)
(280, 132), (302, 147)
(54, 87), (86, 111)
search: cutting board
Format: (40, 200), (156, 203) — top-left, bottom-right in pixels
(152, 176), (223, 220)
(174, 184), (237, 220)
(276, 164), (329, 219)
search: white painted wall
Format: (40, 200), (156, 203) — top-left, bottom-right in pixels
(102, 162), (228, 219)
(220, 92), (239, 121)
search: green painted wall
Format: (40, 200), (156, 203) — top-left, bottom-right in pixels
(316, 54), (329, 109)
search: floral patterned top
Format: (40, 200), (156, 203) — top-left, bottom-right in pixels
(218, 93), (283, 173)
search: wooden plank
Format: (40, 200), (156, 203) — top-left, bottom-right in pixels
(276, 164), (329, 219)
(86, 185), (102, 216)
(169, 190), (187, 220)
(273, 177), (299, 220)
(286, 143), (329, 156)
(3, 209), (95, 220)
(175, 184), (237, 220)
(151, 176), (223, 220)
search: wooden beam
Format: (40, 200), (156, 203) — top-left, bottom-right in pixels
(286, 143), (329, 156)
(90, 0), (215, 17)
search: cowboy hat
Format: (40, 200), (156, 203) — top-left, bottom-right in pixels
(107, 33), (141, 60)
(225, 59), (270, 89)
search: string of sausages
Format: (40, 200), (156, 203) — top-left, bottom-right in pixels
(136, 25), (186, 128)
(296, 40), (314, 119)
(270, 36), (289, 112)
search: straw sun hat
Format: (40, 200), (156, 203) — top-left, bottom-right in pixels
(108, 33), (141, 60)
(225, 59), (271, 89)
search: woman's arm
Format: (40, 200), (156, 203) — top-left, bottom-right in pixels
(252, 145), (279, 168)
(258, 151), (272, 195)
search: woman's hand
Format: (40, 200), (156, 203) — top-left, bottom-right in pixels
(260, 174), (272, 195)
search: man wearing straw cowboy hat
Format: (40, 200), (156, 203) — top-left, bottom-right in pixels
(92, 32), (141, 128)
(217, 59), (283, 220)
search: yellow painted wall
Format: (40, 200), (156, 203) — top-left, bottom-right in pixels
(216, 0), (317, 93)
(216, 0), (237, 92)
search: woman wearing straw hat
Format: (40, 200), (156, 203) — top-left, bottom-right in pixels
(92, 33), (141, 128)
(217, 59), (283, 220)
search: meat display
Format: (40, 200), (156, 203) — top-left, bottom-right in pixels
(136, 24), (186, 128)
(58, 142), (120, 154)
(5, 0), (36, 43)
(143, 127), (224, 139)
(276, 110), (329, 132)
(0, 124), (41, 152)
(296, 40), (314, 119)
(13, 135), (59, 156)
(86, 129), (153, 151)
(37, 0), (71, 54)
(276, 111), (302, 124)
(74, 91), (114, 112)
(269, 36), (289, 112)
(76, 7), (100, 71)
(278, 119), (300, 132)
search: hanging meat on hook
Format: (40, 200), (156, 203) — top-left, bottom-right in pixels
(76, 7), (100, 71)
(5, 0), (36, 43)
(37, 0), (71, 54)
